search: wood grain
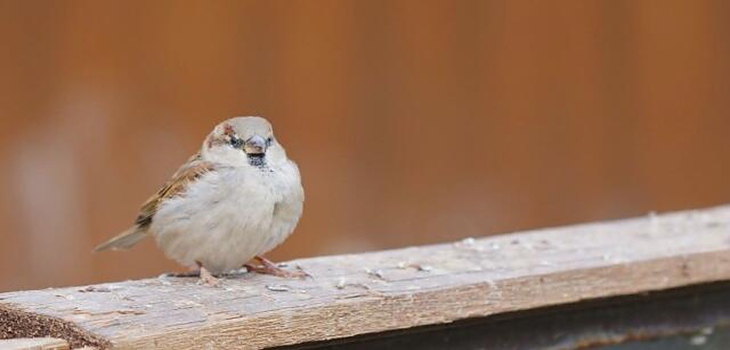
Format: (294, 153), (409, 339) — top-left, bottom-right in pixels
(2, 205), (730, 349)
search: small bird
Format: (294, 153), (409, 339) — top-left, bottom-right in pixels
(94, 116), (305, 285)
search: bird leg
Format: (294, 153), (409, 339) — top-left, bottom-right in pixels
(244, 255), (310, 279)
(196, 261), (220, 286)
(163, 265), (220, 286)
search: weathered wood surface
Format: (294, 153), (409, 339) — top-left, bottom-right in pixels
(2, 205), (730, 350)
(0, 338), (69, 350)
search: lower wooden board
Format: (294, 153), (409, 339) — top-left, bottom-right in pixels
(2, 205), (730, 349)
(278, 281), (730, 349)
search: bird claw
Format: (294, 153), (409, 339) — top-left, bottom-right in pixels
(198, 266), (220, 286)
(245, 256), (311, 279)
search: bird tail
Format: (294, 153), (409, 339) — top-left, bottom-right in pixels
(93, 226), (148, 252)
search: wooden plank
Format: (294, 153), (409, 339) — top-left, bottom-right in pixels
(2, 205), (730, 350)
(0, 338), (68, 350)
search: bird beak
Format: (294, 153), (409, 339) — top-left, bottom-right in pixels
(244, 135), (267, 155)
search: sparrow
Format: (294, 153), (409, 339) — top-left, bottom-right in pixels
(94, 116), (305, 285)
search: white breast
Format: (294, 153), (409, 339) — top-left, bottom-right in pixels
(150, 162), (303, 274)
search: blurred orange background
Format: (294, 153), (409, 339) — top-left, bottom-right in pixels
(1, 0), (729, 291)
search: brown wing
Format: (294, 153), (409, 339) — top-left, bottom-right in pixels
(93, 153), (215, 252)
(135, 153), (216, 228)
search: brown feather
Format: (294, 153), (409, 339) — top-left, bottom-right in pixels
(93, 153), (216, 252)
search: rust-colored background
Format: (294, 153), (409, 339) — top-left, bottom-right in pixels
(1, 1), (729, 291)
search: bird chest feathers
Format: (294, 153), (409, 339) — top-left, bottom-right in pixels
(150, 162), (303, 273)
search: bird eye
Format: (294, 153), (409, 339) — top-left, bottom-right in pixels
(230, 136), (243, 149)
(266, 137), (274, 146)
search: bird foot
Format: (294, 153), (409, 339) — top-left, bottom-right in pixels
(162, 268), (220, 286)
(245, 256), (310, 279)
(198, 266), (220, 286)
(185, 261), (219, 286)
